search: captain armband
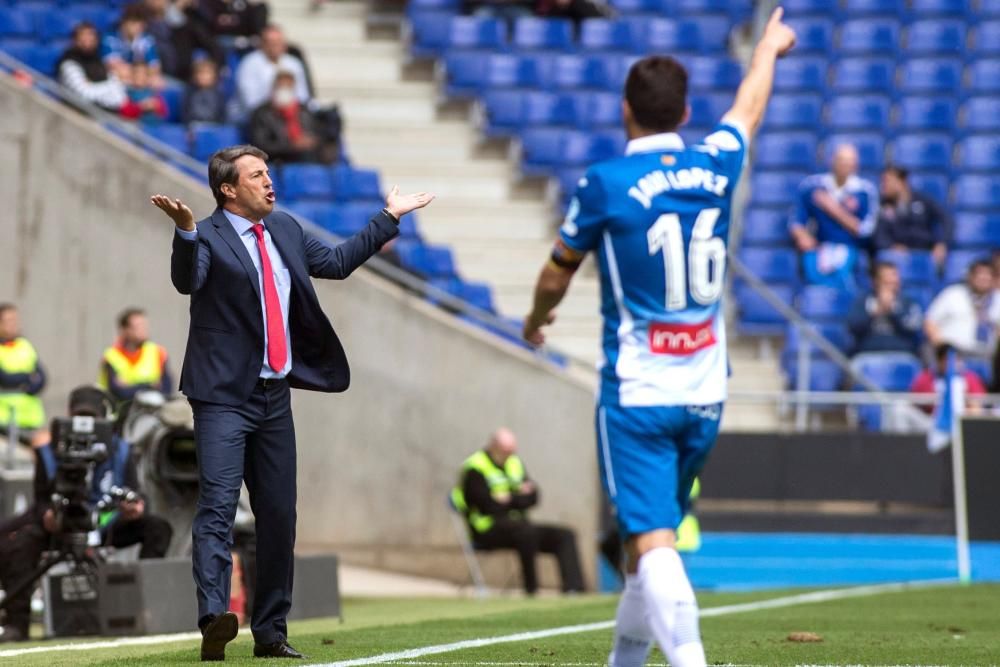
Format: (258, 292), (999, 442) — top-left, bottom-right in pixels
(549, 239), (585, 272)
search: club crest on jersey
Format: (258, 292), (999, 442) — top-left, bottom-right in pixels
(648, 319), (716, 355)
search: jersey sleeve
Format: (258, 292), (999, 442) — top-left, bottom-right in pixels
(696, 116), (749, 185)
(558, 169), (608, 254)
(788, 177), (817, 230)
(857, 178), (879, 238)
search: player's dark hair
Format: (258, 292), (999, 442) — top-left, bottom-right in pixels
(208, 145), (269, 207)
(118, 307), (145, 330)
(624, 56), (689, 133)
(882, 164), (909, 181)
(0, 303), (15, 318)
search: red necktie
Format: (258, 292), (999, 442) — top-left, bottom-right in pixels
(251, 224), (288, 373)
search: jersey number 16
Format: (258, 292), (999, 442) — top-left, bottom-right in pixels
(647, 208), (725, 311)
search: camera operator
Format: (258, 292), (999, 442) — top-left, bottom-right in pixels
(0, 386), (172, 642)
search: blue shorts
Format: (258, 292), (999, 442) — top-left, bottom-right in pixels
(596, 403), (722, 539)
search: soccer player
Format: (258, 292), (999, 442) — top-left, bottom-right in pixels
(522, 8), (796, 667)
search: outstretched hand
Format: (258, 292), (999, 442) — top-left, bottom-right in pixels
(385, 185), (435, 220)
(150, 194), (196, 232)
(761, 6), (797, 58)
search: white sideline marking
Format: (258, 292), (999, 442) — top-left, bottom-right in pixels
(320, 580), (950, 667)
(0, 580), (950, 662)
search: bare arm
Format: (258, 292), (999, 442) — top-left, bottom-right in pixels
(723, 7), (797, 137)
(524, 262), (575, 347)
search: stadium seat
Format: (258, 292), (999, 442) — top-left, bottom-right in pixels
(0, 8), (35, 37)
(896, 97), (956, 132)
(980, 0), (1000, 17)
(952, 213), (1000, 249)
(943, 249), (988, 285)
(541, 54), (626, 90)
(958, 136), (1000, 171)
(891, 134), (953, 171)
(908, 172), (950, 204)
(954, 175), (1000, 209)
(749, 172), (806, 208)
(407, 11), (458, 57)
(627, 17), (697, 53)
(332, 166), (381, 201)
(429, 278), (496, 313)
(288, 201), (341, 229)
(677, 15), (732, 52)
(22, 43), (61, 75)
(395, 241), (457, 278)
(280, 164), (335, 201)
(741, 208), (792, 247)
(825, 96), (891, 131)
(780, 0), (834, 13)
(448, 16), (506, 50)
(852, 354), (922, 392)
(566, 91), (621, 128)
(607, 0), (665, 12)
(841, 0), (904, 14)
(754, 132), (818, 170)
(685, 57), (742, 90)
(446, 53), (543, 96)
(579, 19), (632, 52)
(688, 92), (731, 128)
(797, 285), (854, 321)
(735, 283), (796, 336)
(898, 59), (963, 95)
(960, 97), (1000, 133)
(786, 358), (844, 393)
(973, 21), (1000, 56)
(738, 247), (798, 284)
(773, 57), (826, 92)
(876, 249), (936, 286)
(190, 124), (241, 162)
(823, 133), (885, 170)
(512, 17), (574, 51)
(675, 0), (748, 14)
(784, 17), (834, 53)
(839, 20), (899, 55)
(967, 60), (1000, 94)
(830, 58), (895, 93)
(762, 94), (822, 130)
(405, 0), (459, 14)
(908, 0), (970, 17)
(783, 323), (853, 365)
(906, 20), (966, 55)
(143, 123), (189, 153)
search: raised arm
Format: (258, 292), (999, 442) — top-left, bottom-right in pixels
(151, 195), (210, 294)
(723, 7), (797, 138)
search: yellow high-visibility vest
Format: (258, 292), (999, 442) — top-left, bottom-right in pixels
(0, 338), (45, 429)
(451, 450), (526, 534)
(97, 341), (166, 393)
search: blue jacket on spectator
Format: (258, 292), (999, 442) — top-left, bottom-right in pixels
(847, 290), (923, 356)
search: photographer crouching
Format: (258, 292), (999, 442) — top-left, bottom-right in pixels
(0, 386), (172, 642)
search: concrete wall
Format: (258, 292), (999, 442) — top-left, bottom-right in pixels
(0, 77), (600, 588)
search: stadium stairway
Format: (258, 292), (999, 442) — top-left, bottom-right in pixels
(271, 0), (784, 429)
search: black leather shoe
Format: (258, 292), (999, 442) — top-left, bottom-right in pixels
(201, 612), (239, 661)
(253, 640), (306, 659)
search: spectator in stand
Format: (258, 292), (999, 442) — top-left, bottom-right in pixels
(788, 144), (878, 290)
(102, 4), (162, 87)
(235, 24), (310, 119)
(536, 0), (611, 24)
(874, 165), (952, 270)
(57, 22), (129, 113)
(248, 71), (336, 164)
(925, 260), (1000, 361)
(123, 62), (168, 123)
(198, 0), (269, 37)
(847, 261), (923, 357)
(145, 0), (224, 82)
(991, 249), (1000, 291)
(910, 344), (986, 415)
(183, 58), (226, 123)
(462, 0), (534, 24)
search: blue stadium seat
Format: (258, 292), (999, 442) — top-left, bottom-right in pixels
(958, 136), (1000, 171)
(785, 17), (833, 53)
(908, 0), (969, 17)
(579, 19), (631, 52)
(853, 354), (922, 391)
(980, 0), (1000, 17)
(741, 208), (792, 246)
(675, 0), (747, 14)
(783, 323), (853, 364)
(288, 201), (341, 229)
(676, 15), (732, 52)
(960, 97), (1000, 133)
(738, 247), (798, 283)
(407, 11), (457, 57)
(797, 285), (854, 320)
(786, 358), (844, 393)
(749, 172), (806, 208)
(954, 175), (1000, 210)
(903, 285), (935, 310)
(143, 123), (188, 153)
(405, 0), (459, 14)
(754, 132), (818, 170)
(906, 20), (966, 55)
(825, 96), (891, 131)
(898, 58), (963, 95)
(943, 249), (988, 284)
(22, 43), (62, 75)
(688, 92), (731, 128)
(908, 172), (950, 204)
(159, 84), (183, 123)
(773, 57), (826, 92)
(566, 91), (621, 128)
(541, 54), (627, 90)
(280, 164), (335, 201)
(891, 134), (953, 171)
(395, 241), (457, 278)
(41, 6), (116, 41)
(0, 8), (35, 37)
(448, 16), (506, 50)
(735, 283), (796, 336)
(481, 90), (529, 134)
(952, 213), (1000, 249)
(876, 249), (936, 286)
(332, 166), (381, 201)
(839, 20), (899, 55)
(823, 133), (885, 170)
(445, 53), (541, 96)
(190, 124), (241, 162)
(762, 93), (822, 130)
(629, 17), (700, 53)
(429, 278), (496, 313)
(521, 129), (623, 172)
(685, 57), (741, 90)
(331, 202), (387, 236)
(512, 17), (574, 51)
(896, 97), (956, 132)
(841, 0), (903, 14)
(831, 58), (895, 93)
(973, 21), (1000, 57)
(607, 0), (665, 12)
(967, 60), (1000, 94)
(780, 0), (833, 13)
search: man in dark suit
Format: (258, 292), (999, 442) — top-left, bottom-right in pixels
(150, 145), (433, 661)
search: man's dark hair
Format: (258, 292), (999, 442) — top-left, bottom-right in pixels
(208, 145), (269, 207)
(969, 259), (993, 275)
(934, 343), (955, 365)
(273, 70), (296, 87)
(872, 260), (899, 279)
(883, 164), (909, 181)
(120, 3), (148, 24)
(71, 21), (98, 40)
(624, 56), (688, 133)
(118, 307), (145, 330)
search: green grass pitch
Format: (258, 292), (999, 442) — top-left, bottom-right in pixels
(4, 584), (999, 666)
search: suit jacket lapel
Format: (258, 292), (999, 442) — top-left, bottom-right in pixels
(266, 214), (307, 288)
(212, 209), (262, 302)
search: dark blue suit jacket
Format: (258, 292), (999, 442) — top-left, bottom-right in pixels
(171, 207), (398, 405)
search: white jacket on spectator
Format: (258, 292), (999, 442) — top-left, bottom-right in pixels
(925, 283), (1000, 357)
(59, 60), (128, 111)
(235, 50), (310, 116)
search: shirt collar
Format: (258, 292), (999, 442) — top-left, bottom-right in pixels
(222, 208), (260, 235)
(625, 132), (685, 156)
